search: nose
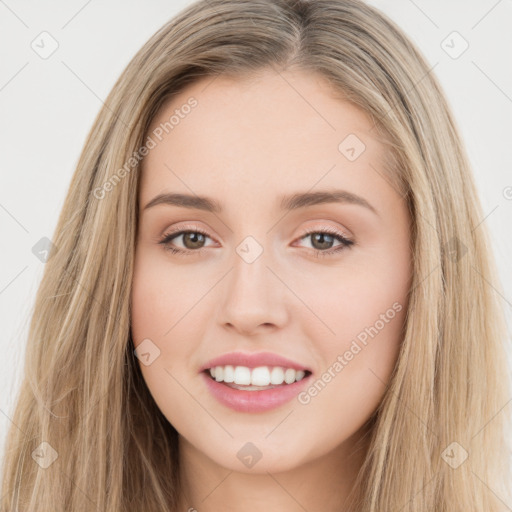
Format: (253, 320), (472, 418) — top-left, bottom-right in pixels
(217, 246), (289, 336)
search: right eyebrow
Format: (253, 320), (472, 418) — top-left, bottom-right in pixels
(143, 192), (222, 213)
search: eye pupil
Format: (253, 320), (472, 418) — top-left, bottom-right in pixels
(311, 233), (334, 250)
(183, 232), (205, 249)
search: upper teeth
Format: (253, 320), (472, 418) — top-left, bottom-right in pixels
(209, 365), (306, 386)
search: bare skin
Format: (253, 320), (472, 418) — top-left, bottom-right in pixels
(131, 67), (412, 511)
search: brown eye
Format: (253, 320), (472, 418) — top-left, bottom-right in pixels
(309, 232), (336, 251)
(180, 232), (207, 250)
(297, 228), (354, 257)
(159, 228), (214, 255)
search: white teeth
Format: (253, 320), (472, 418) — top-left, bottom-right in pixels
(251, 366), (270, 386)
(284, 368), (296, 384)
(208, 365), (308, 386)
(233, 366), (251, 385)
(223, 365), (235, 383)
(270, 366), (284, 385)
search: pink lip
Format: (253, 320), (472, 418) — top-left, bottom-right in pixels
(201, 371), (312, 413)
(199, 351), (311, 373)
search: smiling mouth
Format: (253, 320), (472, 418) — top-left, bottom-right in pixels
(203, 366), (312, 391)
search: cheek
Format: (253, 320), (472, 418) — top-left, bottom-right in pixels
(296, 288), (407, 445)
(130, 248), (194, 343)
(130, 254), (201, 428)
(297, 241), (409, 401)
(130, 250), (188, 393)
(302, 256), (409, 348)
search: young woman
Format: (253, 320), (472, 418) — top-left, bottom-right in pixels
(2, 0), (511, 510)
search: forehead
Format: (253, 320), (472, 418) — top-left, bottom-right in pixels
(140, 69), (391, 210)
(145, 68), (376, 144)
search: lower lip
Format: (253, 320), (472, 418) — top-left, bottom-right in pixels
(201, 371), (312, 413)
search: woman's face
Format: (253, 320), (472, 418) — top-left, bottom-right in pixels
(131, 68), (411, 473)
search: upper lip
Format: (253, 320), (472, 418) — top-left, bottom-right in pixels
(199, 351), (312, 373)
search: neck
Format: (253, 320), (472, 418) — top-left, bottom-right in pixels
(176, 424), (371, 512)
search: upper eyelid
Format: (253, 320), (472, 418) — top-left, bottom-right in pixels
(161, 223), (350, 236)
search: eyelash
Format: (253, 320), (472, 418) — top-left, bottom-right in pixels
(158, 226), (354, 258)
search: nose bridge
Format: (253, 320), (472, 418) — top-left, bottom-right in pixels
(230, 234), (274, 303)
(217, 232), (288, 333)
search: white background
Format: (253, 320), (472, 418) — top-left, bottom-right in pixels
(1, 0), (511, 467)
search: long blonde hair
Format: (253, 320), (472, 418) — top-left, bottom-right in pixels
(2, 0), (511, 510)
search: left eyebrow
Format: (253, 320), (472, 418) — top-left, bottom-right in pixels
(142, 189), (378, 216)
(279, 189), (378, 216)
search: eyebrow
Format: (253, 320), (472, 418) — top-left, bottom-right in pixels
(143, 189), (378, 216)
